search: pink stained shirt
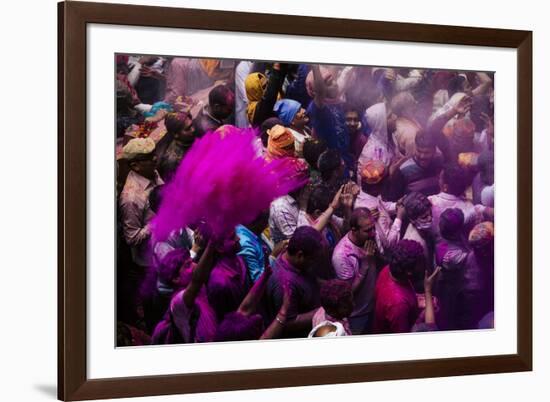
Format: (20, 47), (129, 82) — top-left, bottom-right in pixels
(332, 233), (377, 318)
(373, 266), (419, 334)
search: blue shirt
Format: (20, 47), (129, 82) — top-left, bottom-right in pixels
(236, 225), (265, 283)
(306, 101), (353, 173)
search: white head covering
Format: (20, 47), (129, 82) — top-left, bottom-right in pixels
(308, 321), (347, 338)
(122, 137), (156, 161)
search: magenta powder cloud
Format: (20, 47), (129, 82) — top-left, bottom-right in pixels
(152, 126), (307, 241)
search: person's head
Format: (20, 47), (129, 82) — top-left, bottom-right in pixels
(318, 149), (344, 182)
(403, 192), (432, 232)
(208, 84), (235, 120)
(468, 221), (494, 259)
(306, 186), (333, 219)
(245, 72), (267, 102)
(246, 210), (270, 235)
(273, 99), (309, 130)
(470, 95), (492, 133)
(440, 164), (469, 196)
(349, 208), (376, 246)
(286, 226), (323, 271)
(439, 208), (464, 241)
(360, 159), (386, 196)
(302, 138), (328, 171)
(286, 158), (311, 199)
(450, 118), (476, 153)
(157, 248), (192, 289)
(320, 279), (354, 320)
(306, 66), (339, 100)
(267, 124), (295, 159)
(389, 239), (425, 282)
(343, 103), (362, 135)
(414, 131), (437, 169)
(308, 321), (347, 337)
(214, 230), (241, 255)
(214, 312), (263, 342)
(123, 137), (157, 180)
(260, 117), (283, 147)
(165, 112), (196, 148)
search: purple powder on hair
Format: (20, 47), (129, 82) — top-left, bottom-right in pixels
(152, 127), (307, 241)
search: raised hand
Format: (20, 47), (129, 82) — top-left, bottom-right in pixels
(455, 95), (473, 117)
(424, 266), (442, 294)
(329, 185), (345, 210)
(364, 239), (377, 257)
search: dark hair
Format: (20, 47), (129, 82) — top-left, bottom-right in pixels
(317, 149), (342, 181)
(343, 102), (361, 116)
(389, 239), (424, 281)
(287, 226), (322, 257)
(214, 312), (263, 342)
(260, 117), (283, 147)
(403, 192), (431, 221)
(414, 131), (437, 149)
(439, 208), (464, 240)
(320, 279), (352, 313)
(350, 207), (372, 230)
(448, 74), (467, 95)
(165, 112), (190, 134)
(470, 95), (492, 131)
(209, 84), (234, 107)
(302, 138), (328, 170)
(442, 164), (469, 196)
(306, 185), (333, 215)
(157, 248), (190, 286)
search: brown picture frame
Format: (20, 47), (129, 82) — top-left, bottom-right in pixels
(58, 1), (532, 400)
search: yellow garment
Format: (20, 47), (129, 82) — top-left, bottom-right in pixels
(199, 59), (220, 78)
(245, 72), (268, 124)
(458, 152), (479, 169)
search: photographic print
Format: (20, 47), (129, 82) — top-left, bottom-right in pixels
(115, 55), (495, 346)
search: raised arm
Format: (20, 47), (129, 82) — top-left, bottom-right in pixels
(251, 63), (287, 126)
(237, 263), (273, 317)
(311, 64), (327, 107)
(471, 72), (493, 97)
(182, 240), (216, 308)
(351, 240), (376, 293)
(309, 185), (343, 232)
(260, 282), (292, 340)
(423, 266), (441, 325)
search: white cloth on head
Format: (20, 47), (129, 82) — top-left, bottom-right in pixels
(308, 320), (347, 337)
(357, 102), (394, 175)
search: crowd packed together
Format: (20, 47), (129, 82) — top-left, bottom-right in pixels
(115, 55), (495, 346)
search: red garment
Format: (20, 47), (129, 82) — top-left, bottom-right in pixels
(117, 72), (141, 105)
(373, 266), (419, 334)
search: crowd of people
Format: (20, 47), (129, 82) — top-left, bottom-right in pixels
(115, 55), (495, 346)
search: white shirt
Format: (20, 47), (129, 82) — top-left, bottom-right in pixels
(269, 195), (299, 244)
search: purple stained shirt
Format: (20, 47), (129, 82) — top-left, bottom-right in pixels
(206, 255), (250, 320)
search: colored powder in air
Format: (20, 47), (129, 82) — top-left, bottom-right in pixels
(152, 126), (307, 241)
